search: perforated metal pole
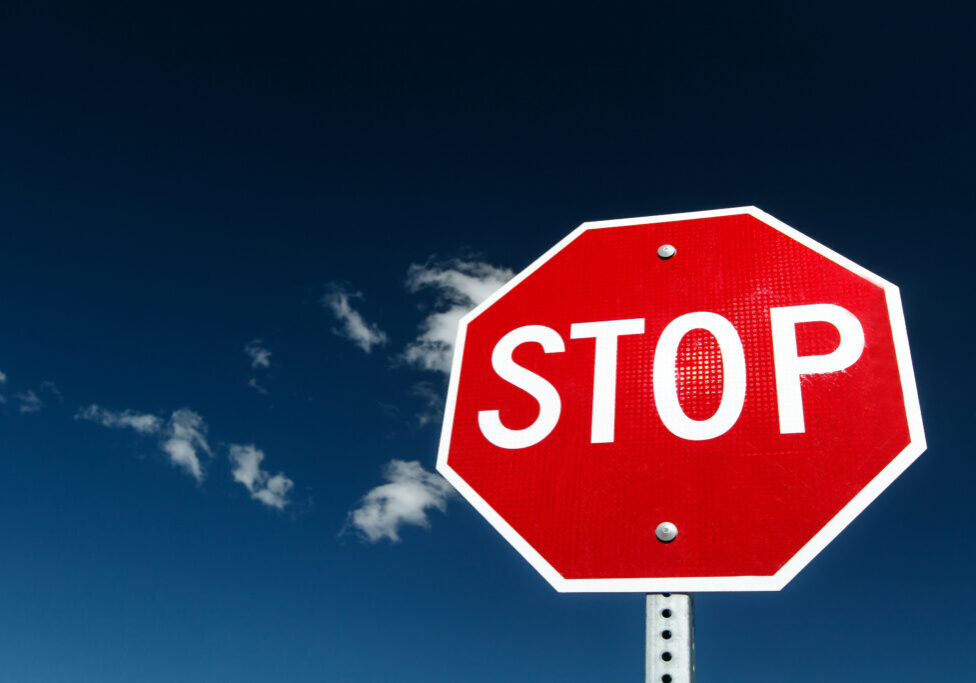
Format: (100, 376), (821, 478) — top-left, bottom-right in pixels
(646, 593), (695, 683)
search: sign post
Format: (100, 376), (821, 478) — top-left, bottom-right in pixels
(646, 593), (694, 683)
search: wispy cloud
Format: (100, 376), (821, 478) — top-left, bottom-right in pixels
(14, 381), (62, 414)
(162, 409), (212, 482)
(244, 339), (272, 369)
(322, 284), (389, 353)
(333, 260), (508, 545)
(76, 405), (212, 482)
(247, 377), (269, 395)
(411, 381), (444, 427)
(75, 405), (295, 506)
(344, 460), (455, 542)
(39, 380), (62, 403)
(402, 260), (513, 374)
(228, 444), (294, 509)
(75, 404), (163, 434)
(244, 339), (273, 394)
(16, 390), (42, 414)
(0, 370), (7, 383)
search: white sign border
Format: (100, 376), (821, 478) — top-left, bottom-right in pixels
(436, 206), (926, 592)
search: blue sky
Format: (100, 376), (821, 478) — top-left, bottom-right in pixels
(0, 2), (972, 681)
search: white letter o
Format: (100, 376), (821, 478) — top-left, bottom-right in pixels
(653, 312), (746, 441)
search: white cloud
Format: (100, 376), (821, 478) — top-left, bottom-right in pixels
(0, 370), (7, 383)
(14, 381), (62, 414)
(76, 404), (211, 482)
(75, 404), (163, 434)
(16, 390), (42, 414)
(322, 285), (389, 353)
(228, 444), (295, 509)
(402, 260), (513, 374)
(345, 460), (455, 543)
(244, 339), (272, 369)
(77, 408), (297, 509)
(163, 408), (211, 482)
(411, 381), (444, 427)
(244, 340), (272, 395)
(248, 377), (269, 395)
(40, 380), (62, 402)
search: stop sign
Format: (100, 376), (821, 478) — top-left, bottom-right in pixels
(437, 207), (925, 592)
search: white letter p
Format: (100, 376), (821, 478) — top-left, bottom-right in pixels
(770, 304), (865, 434)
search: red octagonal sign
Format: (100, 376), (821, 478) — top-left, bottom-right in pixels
(438, 207), (925, 592)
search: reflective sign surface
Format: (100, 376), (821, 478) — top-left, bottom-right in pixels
(438, 207), (925, 591)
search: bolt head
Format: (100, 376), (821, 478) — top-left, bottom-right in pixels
(655, 522), (678, 543)
(657, 244), (676, 259)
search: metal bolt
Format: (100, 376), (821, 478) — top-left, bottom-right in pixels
(655, 522), (678, 543)
(657, 244), (676, 260)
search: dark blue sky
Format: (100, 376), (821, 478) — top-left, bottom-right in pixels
(0, 2), (972, 680)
